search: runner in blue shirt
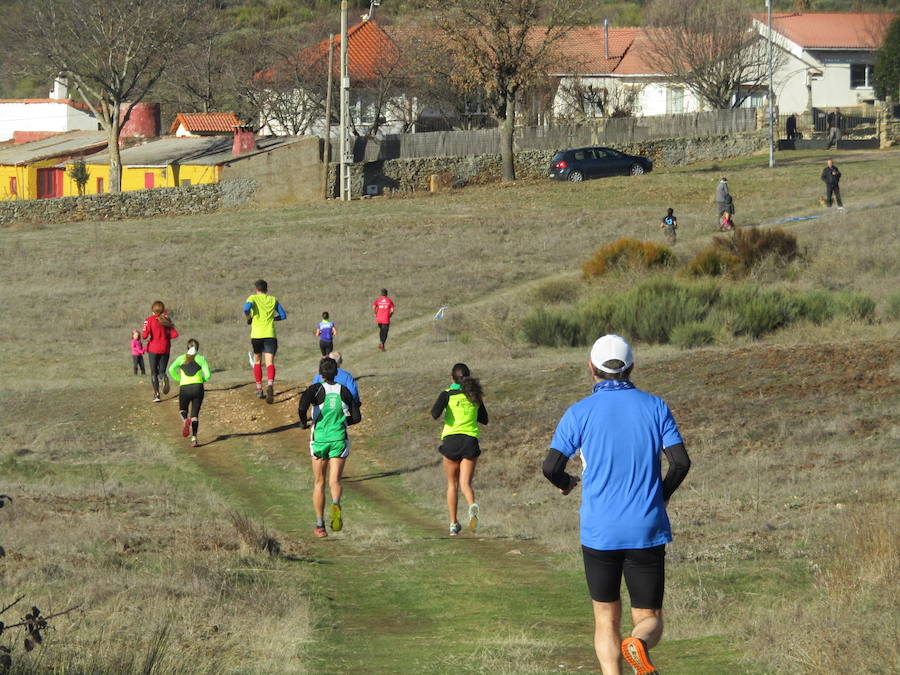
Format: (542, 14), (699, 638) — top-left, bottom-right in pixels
(312, 351), (360, 406)
(542, 335), (691, 675)
(316, 312), (336, 357)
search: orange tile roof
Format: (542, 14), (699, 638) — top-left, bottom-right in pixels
(289, 20), (399, 82)
(751, 12), (894, 49)
(169, 112), (241, 134)
(550, 27), (641, 74)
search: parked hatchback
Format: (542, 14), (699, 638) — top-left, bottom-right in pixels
(549, 146), (653, 182)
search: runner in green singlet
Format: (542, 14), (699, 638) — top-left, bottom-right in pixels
(430, 363), (488, 536)
(298, 357), (361, 538)
(167, 339), (211, 448)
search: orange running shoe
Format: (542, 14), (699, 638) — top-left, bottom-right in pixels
(621, 637), (658, 675)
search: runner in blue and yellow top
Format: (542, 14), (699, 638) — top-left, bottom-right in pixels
(430, 363), (488, 536)
(167, 339), (211, 448)
(315, 311), (336, 356)
(299, 357), (361, 538)
(243, 279), (287, 404)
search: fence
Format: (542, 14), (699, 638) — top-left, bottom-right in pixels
(329, 108), (757, 162)
(811, 107), (877, 133)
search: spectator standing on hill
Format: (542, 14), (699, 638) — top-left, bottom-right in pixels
(167, 338), (211, 448)
(299, 357), (361, 538)
(316, 312), (336, 356)
(244, 279), (287, 404)
(786, 114), (798, 140)
(312, 351), (360, 406)
(373, 289), (395, 352)
(542, 335), (691, 675)
(659, 208), (677, 245)
(130, 329), (146, 376)
(715, 177), (734, 227)
(820, 158), (844, 209)
(142, 301), (179, 403)
(826, 108), (843, 148)
(431, 363), (488, 536)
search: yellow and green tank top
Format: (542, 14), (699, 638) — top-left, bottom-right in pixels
(167, 354), (211, 386)
(246, 293), (279, 339)
(441, 383), (480, 439)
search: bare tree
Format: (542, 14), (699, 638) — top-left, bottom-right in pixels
(644, 0), (772, 110)
(16, 0), (203, 192)
(556, 78), (643, 121)
(423, 0), (584, 181)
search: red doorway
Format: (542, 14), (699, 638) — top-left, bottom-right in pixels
(37, 168), (64, 199)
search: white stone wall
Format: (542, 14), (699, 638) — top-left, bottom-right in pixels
(0, 102), (98, 142)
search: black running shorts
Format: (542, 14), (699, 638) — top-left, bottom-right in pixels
(250, 338), (278, 355)
(439, 434), (481, 461)
(581, 544), (666, 609)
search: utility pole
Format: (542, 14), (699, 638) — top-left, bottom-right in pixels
(323, 34), (334, 199)
(339, 0), (352, 201)
(767, 0), (775, 168)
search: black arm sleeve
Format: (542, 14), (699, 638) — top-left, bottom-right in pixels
(477, 403), (488, 425)
(341, 385), (362, 426)
(430, 390), (449, 419)
(661, 443), (691, 501)
(542, 448), (574, 491)
(298, 384), (320, 427)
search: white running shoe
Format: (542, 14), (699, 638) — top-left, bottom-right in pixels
(468, 504), (479, 533)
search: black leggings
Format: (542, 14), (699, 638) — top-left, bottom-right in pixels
(132, 355), (145, 375)
(147, 352), (170, 393)
(378, 323), (390, 345)
(179, 384), (205, 418)
(319, 340), (333, 356)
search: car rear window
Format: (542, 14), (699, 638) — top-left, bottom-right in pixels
(551, 152), (566, 162)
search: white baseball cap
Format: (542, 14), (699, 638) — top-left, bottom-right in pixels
(590, 335), (634, 373)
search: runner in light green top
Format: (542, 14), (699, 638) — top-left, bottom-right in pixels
(243, 279), (287, 403)
(299, 357), (361, 538)
(167, 339), (211, 447)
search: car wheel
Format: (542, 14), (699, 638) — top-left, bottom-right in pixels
(630, 163), (645, 176)
(568, 170), (584, 182)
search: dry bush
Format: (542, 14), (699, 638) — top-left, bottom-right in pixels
(582, 238), (672, 279)
(688, 227), (799, 277)
(227, 511), (281, 557)
(529, 278), (581, 306)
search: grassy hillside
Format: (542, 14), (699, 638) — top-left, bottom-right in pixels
(1, 147), (898, 673)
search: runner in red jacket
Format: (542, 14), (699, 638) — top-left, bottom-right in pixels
(372, 289), (395, 352)
(142, 300), (179, 402)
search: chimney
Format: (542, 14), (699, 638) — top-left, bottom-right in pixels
(232, 126), (256, 156)
(50, 75), (68, 100)
(604, 19), (609, 60)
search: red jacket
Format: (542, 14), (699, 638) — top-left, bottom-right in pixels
(142, 314), (178, 354)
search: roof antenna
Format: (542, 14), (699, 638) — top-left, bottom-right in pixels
(604, 18), (609, 60)
(362, 0), (380, 21)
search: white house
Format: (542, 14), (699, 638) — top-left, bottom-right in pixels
(751, 12), (894, 114)
(0, 78), (100, 143)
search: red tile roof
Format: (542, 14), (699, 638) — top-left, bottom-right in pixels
(751, 12), (894, 49)
(550, 27), (641, 74)
(169, 112), (241, 134)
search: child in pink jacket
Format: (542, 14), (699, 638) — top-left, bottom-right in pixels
(131, 329), (146, 375)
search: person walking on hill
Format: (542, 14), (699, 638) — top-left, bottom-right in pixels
(715, 177), (734, 228)
(820, 158), (844, 210)
(316, 312), (336, 356)
(659, 208), (677, 245)
(299, 357), (361, 538)
(373, 289), (395, 352)
(542, 335), (691, 675)
(130, 329), (146, 376)
(142, 301), (179, 403)
(431, 363), (488, 536)
(244, 279), (287, 404)
(167, 339), (211, 448)
(312, 351), (360, 407)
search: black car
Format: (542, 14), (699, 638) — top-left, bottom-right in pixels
(549, 146), (653, 182)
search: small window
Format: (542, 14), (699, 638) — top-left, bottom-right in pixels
(850, 64), (873, 89)
(96, 177), (104, 194)
(9, 177), (16, 195)
(574, 151), (586, 160)
(180, 179), (191, 187)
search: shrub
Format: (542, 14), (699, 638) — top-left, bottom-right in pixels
(689, 227), (799, 277)
(576, 296), (616, 343)
(721, 286), (796, 338)
(582, 238), (672, 278)
(835, 292), (877, 323)
(530, 278), (580, 305)
(670, 321), (716, 349)
(885, 293), (900, 321)
(609, 279), (717, 343)
(794, 290), (837, 325)
(521, 308), (583, 347)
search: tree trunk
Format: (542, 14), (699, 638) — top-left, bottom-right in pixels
(107, 117), (123, 193)
(499, 94), (516, 182)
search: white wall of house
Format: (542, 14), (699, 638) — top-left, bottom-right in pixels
(0, 101), (98, 142)
(552, 76), (704, 120)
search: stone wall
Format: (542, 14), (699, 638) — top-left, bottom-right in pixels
(0, 179), (257, 227)
(329, 131), (767, 197)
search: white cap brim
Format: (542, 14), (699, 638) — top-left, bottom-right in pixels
(590, 334), (634, 373)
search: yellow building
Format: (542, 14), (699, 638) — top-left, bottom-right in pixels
(0, 131), (106, 201)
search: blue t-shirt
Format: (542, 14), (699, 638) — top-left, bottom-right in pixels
(313, 367), (359, 404)
(550, 380), (683, 551)
(318, 320), (335, 341)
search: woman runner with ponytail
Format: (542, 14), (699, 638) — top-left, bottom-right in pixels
(430, 363), (488, 535)
(167, 339), (211, 448)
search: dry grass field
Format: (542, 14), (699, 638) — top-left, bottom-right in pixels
(1, 147), (897, 673)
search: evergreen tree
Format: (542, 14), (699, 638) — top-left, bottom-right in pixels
(874, 15), (900, 101)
